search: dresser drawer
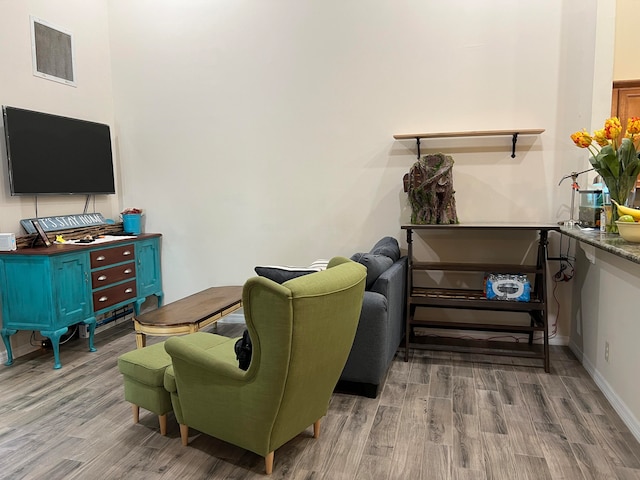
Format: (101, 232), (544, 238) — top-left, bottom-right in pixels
(93, 280), (137, 310)
(90, 244), (135, 268)
(91, 262), (136, 288)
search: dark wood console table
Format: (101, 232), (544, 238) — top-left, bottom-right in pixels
(402, 223), (559, 372)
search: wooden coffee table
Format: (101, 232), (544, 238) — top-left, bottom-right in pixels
(133, 286), (243, 348)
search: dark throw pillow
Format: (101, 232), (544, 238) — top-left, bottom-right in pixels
(254, 259), (329, 284)
(351, 252), (394, 289)
(254, 266), (316, 284)
(369, 236), (401, 262)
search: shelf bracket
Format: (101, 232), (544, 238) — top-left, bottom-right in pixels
(415, 137), (421, 159)
(511, 133), (519, 158)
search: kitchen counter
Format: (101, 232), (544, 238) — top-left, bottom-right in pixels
(560, 225), (640, 265)
(561, 223), (640, 441)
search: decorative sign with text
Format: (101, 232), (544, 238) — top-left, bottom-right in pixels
(20, 213), (108, 234)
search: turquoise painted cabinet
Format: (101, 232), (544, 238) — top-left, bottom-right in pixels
(0, 251), (94, 369)
(0, 234), (163, 369)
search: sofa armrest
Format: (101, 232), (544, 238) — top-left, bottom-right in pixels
(369, 256), (407, 360)
(369, 256), (407, 299)
(340, 290), (389, 385)
(340, 257), (407, 385)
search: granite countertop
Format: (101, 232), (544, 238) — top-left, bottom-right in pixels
(560, 225), (640, 265)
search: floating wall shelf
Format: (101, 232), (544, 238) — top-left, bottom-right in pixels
(393, 129), (545, 158)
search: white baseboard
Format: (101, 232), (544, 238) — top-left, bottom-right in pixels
(569, 341), (640, 443)
(568, 340), (583, 362)
(550, 335), (569, 346)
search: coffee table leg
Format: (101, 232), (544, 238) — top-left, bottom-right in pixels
(135, 331), (146, 349)
(134, 319), (147, 349)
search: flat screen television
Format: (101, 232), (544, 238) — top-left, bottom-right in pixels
(2, 106), (116, 195)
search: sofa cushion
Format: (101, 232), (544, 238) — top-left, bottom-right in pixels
(255, 259), (329, 284)
(350, 252), (393, 289)
(369, 236), (401, 262)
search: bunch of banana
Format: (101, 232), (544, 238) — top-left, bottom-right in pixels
(611, 199), (640, 221)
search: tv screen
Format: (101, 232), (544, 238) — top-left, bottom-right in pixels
(2, 106), (116, 195)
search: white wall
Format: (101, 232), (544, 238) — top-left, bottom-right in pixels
(106, 0), (604, 308)
(0, 0), (119, 224)
(0, 1), (613, 359)
(0, 0), (119, 359)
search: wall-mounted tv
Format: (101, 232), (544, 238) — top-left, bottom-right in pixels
(2, 106), (116, 195)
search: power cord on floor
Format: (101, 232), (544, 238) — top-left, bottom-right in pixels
(551, 234), (575, 282)
(534, 233), (574, 342)
(31, 325), (79, 349)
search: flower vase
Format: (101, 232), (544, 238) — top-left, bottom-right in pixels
(602, 175), (637, 233)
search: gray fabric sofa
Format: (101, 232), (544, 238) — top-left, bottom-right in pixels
(337, 237), (407, 398)
(254, 236), (407, 398)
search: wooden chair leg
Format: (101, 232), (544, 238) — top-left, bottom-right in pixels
(179, 424), (189, 446)
(313, 419), (321, 439)
(265, 452), (274, 475)
(131, 404), (140, 424)
(159, 414), (167, 435)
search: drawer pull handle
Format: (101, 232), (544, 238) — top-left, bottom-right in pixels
(98, 296), (108, 302)
(124, 288), (133, 294)
(96, 255), (106, 261)
(97, 275), (107, 281)
(123, 250), (132, 256)
(124, 268), (133, 274)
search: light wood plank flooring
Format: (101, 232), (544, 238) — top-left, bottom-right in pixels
(1, 321), (639, 479)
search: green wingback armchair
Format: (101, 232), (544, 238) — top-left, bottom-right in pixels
(163, 257), (366, 474)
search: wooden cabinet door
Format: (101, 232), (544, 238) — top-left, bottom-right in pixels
(51, 252), (92, 327)
(0, 256), (55, 330)
(0, 252), (91, 330)
(612, 80), (640, 188)
(135, 238), (162, 299)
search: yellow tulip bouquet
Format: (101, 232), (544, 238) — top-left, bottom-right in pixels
(570, 117), (640, 232)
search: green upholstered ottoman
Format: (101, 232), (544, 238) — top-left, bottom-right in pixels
(118, 341), (173, 435)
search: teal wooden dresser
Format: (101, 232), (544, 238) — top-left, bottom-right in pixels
(0, 234), (163, 369)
